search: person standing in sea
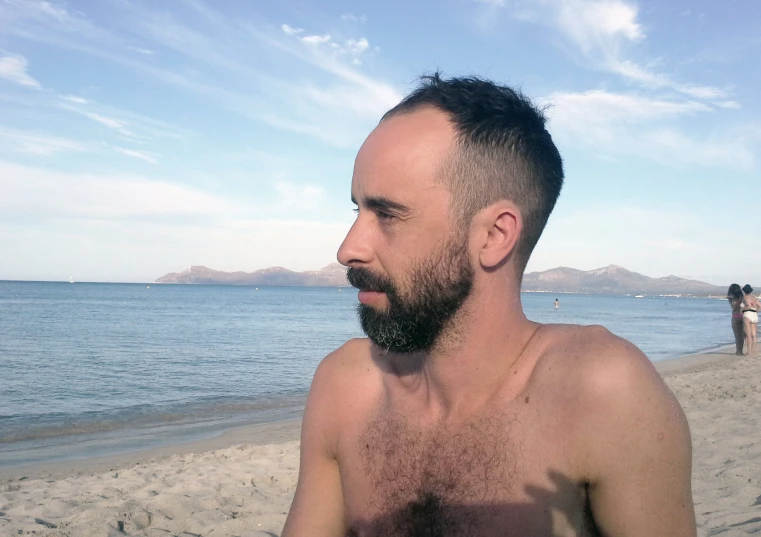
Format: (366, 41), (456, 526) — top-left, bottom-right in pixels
(728, 284), (746, 356)
(283, 74), (695, 536)
(742, 284), (759, 355)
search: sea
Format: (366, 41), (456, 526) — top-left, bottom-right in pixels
(0, 281), (731, 468)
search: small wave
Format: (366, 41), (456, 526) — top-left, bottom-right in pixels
(0, 394), (307, 445)
(0, 420), (128, 444)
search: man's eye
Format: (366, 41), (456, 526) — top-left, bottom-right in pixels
(352, 207), (359, 214)
(377, 210), (395, 220)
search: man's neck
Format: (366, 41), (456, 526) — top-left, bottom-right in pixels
(386, 286), (539, 419)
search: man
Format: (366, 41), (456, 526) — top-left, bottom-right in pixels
(282, 74), (695, 536)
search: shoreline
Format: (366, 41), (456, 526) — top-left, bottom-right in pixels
(653, 344), (737, 376)
(0, 343), (736, 482)
(0, 418), (302, 482)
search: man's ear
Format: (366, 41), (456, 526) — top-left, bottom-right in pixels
(476, 202), (522, 269)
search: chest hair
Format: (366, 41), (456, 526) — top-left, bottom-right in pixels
(351, 410), (523, 536)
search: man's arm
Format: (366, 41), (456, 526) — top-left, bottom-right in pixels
(579, 329), (696, 536)
(282, 352), (347, 537)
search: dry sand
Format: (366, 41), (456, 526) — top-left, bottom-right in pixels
(1, 347), (760, 536)
(658, 350), (761, 536)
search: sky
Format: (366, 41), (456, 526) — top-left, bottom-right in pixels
(0, 0), (759, 285)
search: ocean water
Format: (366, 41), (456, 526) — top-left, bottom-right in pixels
(0, 281), (730, 467)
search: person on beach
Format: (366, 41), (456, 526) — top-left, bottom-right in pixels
(283, 74), (695, 536)
(728, 284), (746, 356)
(742, 284), (759, 355)
(554, 298), (559, 309)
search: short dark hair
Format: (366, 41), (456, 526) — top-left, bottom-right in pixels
(382, 72), (564, 273)
(743, 284), (753, 294)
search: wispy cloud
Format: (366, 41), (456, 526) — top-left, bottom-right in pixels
(113, 146), (159, 164)
(501, 0), (643, 48)
(265, 24), (399, 113)
(130, 3), (399, 144)
(85, 112), (128, 131)
(0, 160), (236, 219)
(281, 25), (373, 65)
(547, 90), (709, 123)
(716, 100), (741, 110)
(0, 127), (88, 155)
(544, 90), (756, 169)
(0, 52), (41, 88)
(474, 1), (752, 170)
(302, 34), (332, 45)
(1, 0), (112, 43)
(610, 60), (728, 99)
(1, 0), (400, 147)
(61, 105), (137, 138)
(639, 128), (756, 170)
(57, 99), (187, 142)
(59, 94), (88, 104)
(127, 46), (154, 55)
(281, 24), (303, 36)
(0, 160), (345, 224)
(494, 0), (727, 100)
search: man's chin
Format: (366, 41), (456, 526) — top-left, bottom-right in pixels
(358, 303), (389, 318)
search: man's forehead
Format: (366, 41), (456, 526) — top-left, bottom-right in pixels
(351, 107), (455, 202)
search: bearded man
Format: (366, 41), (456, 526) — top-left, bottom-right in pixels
(282, 74), (696, 537)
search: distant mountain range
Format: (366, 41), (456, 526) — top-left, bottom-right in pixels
(155, 263), (349, 287)
(156, 263), (725, 296)
(522, 265), (725, 296)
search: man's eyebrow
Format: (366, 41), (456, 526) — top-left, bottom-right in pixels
(353, 195), (411, 214)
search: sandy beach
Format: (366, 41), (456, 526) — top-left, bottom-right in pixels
(2, 347), (760, 537)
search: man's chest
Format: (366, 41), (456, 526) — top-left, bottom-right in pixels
(338, 410), (597, 537)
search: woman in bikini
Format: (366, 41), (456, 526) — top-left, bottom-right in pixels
(742, 284), (759, 355)
(728, 284), (745, 356)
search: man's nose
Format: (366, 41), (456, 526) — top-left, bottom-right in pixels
(337, 219), (374, 267)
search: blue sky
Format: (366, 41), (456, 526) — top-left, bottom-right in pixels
(0, 0), (759, 285)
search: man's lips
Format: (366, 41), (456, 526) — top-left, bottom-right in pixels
(357, 289), (386, 304)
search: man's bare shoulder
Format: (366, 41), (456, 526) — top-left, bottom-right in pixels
(533, 323), (664, 396)
(308, 338), (382, 418)
(528, 324), (683, 448)
(568, 324), (669, 403)
(314, 337), (378, 386)
(300, 338), (382, 459)
(533, 324), (690, 479)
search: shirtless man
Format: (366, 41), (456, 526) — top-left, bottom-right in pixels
(282, 74), (695, 537)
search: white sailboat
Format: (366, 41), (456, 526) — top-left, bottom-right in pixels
(69, 276), (75, 284)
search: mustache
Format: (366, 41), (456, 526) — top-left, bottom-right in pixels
(347, 267), (394, 294)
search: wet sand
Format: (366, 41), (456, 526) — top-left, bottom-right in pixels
(1, 347), (760, 536)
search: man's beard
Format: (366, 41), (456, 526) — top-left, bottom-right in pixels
(346, 239), (474, 353)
